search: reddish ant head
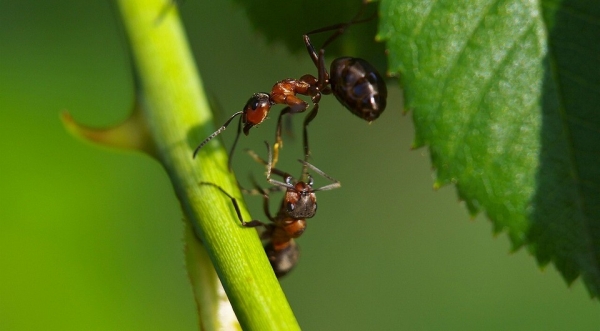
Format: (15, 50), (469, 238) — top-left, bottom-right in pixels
(283, 180), (318, 219)
(243, 93), (272, 135)
(329, 57), (387, 122)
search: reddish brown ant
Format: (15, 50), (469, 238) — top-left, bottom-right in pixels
(200, 142), (340, 277)
(193, 2), (387, 167)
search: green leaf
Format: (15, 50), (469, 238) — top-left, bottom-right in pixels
(379, 0), (600, 298)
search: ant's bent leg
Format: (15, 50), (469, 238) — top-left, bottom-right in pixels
(241, 219), (267, 228)
(273, 107), (292, 168)
(272, 95), (308, 167)
(302, 103), (320, 164)
(248, 175), (277, 223)
(245, 145), (290, 181)
(227, 115), (243, 171)
(198, 181), (265, 228)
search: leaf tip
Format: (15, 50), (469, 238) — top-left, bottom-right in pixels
(457, 191), (480, 216)
(411, 140), (425, 150)
(61, 102), (157, 157)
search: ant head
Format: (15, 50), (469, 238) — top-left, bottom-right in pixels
(284, 181), (317, 219)
(243, 93), (272, 135)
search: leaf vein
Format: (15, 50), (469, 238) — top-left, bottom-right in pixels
(461, 20), (536, 140)
(435, 0), (500, 106)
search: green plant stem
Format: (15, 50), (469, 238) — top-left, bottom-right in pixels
(115, 1), (300, 330)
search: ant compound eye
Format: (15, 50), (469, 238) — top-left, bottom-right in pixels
(245, 93), (271, 111)
(286, 202), (295, 213)
(244, 93), (271, 127)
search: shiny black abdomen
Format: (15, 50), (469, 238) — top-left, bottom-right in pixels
(329, 57), (387, 122)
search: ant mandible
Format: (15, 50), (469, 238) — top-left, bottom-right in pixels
(193, 1), (387, 168)
(201, 142), (340, 277)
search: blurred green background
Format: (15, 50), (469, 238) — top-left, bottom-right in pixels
(1, 1), (598, 330)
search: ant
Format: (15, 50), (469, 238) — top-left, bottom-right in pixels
(193, 1), (387, 168)
(200, 142), (340, 277)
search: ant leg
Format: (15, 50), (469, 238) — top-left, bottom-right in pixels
(305, 1), (376, 50)
(199, 181), (266, 228)
(269, 92), (309, 167)
(245, 147), (290, 180)
(319, 3), (373, 50)
(240, 173), (285, 196)
(302, 34), (320, 68)
(264, 141), (295, 190)
(239, 175), (277, 223)
(302, 103), (320, 167)
(252, 178), (276, 223)
(317, 49), (329, 90)
(302, 0), (377, 70)
(273, 107), (292, 168)
(300, 36), (330, 90)
(227, 115), (243, 170)
(298, 160), (341, 192)
(245, 148), (267, 165)
(243, 184), (285, 197)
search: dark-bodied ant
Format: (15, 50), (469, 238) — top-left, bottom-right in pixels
(193, 1), (387, 168)
(200, 142), (340, 277)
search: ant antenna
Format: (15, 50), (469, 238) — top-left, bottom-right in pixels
(253, 141), (340, 193)
(245, 147), (292, 181)
(192, 111), (243, 158)
(298, 160), (341, 192)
